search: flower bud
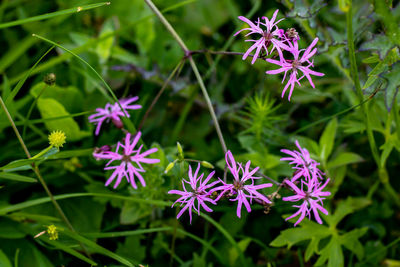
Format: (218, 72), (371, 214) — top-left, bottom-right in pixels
(48, 130), (66, 148)
(164, 162), (175, 174)
(177, 142), (184, 159)
(201, 161), (214, 169)
(47, 225), (59, 240)
(43, 73), (56, 85)
(112, 118), (124, 129)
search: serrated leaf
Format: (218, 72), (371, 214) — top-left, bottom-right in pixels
(37, 98), (89, 141)
(379, 62), (400, 110)
(360, 34), (396, 60)
(362, 54), (380, 64)
(327, 152), (364, 169)
(319, 118), (338, 162)
(286, 0), (327, 19)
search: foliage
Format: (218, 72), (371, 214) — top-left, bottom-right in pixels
(0, 0), (399, 266)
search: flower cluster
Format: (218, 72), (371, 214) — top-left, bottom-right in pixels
(281, 140), (331, 226)
(89, 97), (159, 190)
(235, 10), (324, 101)
(168, 151), (273, 223)
(88, 96), (142, 136)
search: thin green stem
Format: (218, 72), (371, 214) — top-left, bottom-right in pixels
(138, 59), (184, 131)
(347, 2), (400, 206)
(144, 0), (227, 154)
(22, 83), (48, 139)
(0, 96), (90, 257)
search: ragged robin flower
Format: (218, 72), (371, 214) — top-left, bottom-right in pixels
(88, 96), (142, 135)
(266, 38), (325, 101)
(211, 151), (273, 218)
(93, 131), (160, 189)
(234, 10), (289, 64)
(168, 163), (220, 223)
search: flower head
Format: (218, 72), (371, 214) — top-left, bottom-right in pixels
(266, 38), (324, 101)
(88, 96), (142, 135)
(211, 151), (273, 218)
(168, 163), (220, 223)
(48, 130), (66, 148)
(283, 178), (331, 226)
(234, 10), (289, 64)
(47, 225), (59, 240)
(93, 131), (160, 189)
(280, 140), (324, 182)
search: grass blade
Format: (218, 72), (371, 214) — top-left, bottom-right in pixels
(0, 172), (37, 183)
(0, 192), (171, 215)
(62, 229), (133, 267)
(0, 2), (110, 29)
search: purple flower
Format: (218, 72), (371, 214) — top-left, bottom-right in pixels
(168, 163), (220, 223)
(88, 96), (142, 135)
(283, 178), (331, 226)
(211, 151), (273, 218)
(266, 38), (325, 101)
(280, 140), (324, 182)
(93, 131), (160, 189)
(234, 10), (289, 64)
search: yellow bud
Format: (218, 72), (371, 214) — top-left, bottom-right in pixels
(201, 161), (214, 169)
(164, 162), (175, 174)
(47, 225), (58, 240)
(177, 142), (184, 159)
(48, 130), (66, 148)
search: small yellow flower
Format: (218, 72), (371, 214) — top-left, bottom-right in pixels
(48, 130), (66, 148)
(47, 225), (58, 240)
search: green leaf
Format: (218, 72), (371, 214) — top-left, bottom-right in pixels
(228, 238), (251, 266)
(0, 249), (12, 267)
(36, 98), (89, 141)
(0, 172), (37, 183)
(319, 118), (338, 162)
(326, 197), (371, 227)
(270, 220), (331, 249)
(0, 218), (26, 239)
(339, 227), (368, 260)
(326, 152), (364, 169)
(315, 235), (344, 267)
(30, 82), (84, 113)
(360, 34), (397, 60)
(96, 18), (115, 63)
(379, 62), (400, 110)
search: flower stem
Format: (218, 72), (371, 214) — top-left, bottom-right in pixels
(0, 96), (91, 257)
(144, 0), (227, 154)
(346, 1), (400, 206)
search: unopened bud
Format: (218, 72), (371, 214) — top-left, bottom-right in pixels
(285, 28), (299, 41)
(177, 142), (184, 159)
(44, 73), (56, 85)
(164, 162), (175, 174)
(201, 161), (214, 169)
(112, 118), (124, 129)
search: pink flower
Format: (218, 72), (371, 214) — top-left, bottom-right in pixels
(266, 38), (324, 101)
(283, 178), (331, 226)
(88, 96), (142, 135)
(234, 10), (289, 64)
(211, 151), (272, 218)
(168, 163), (220, 223)
(280, 140), (324, 182)
(93, 131), (160, 189)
